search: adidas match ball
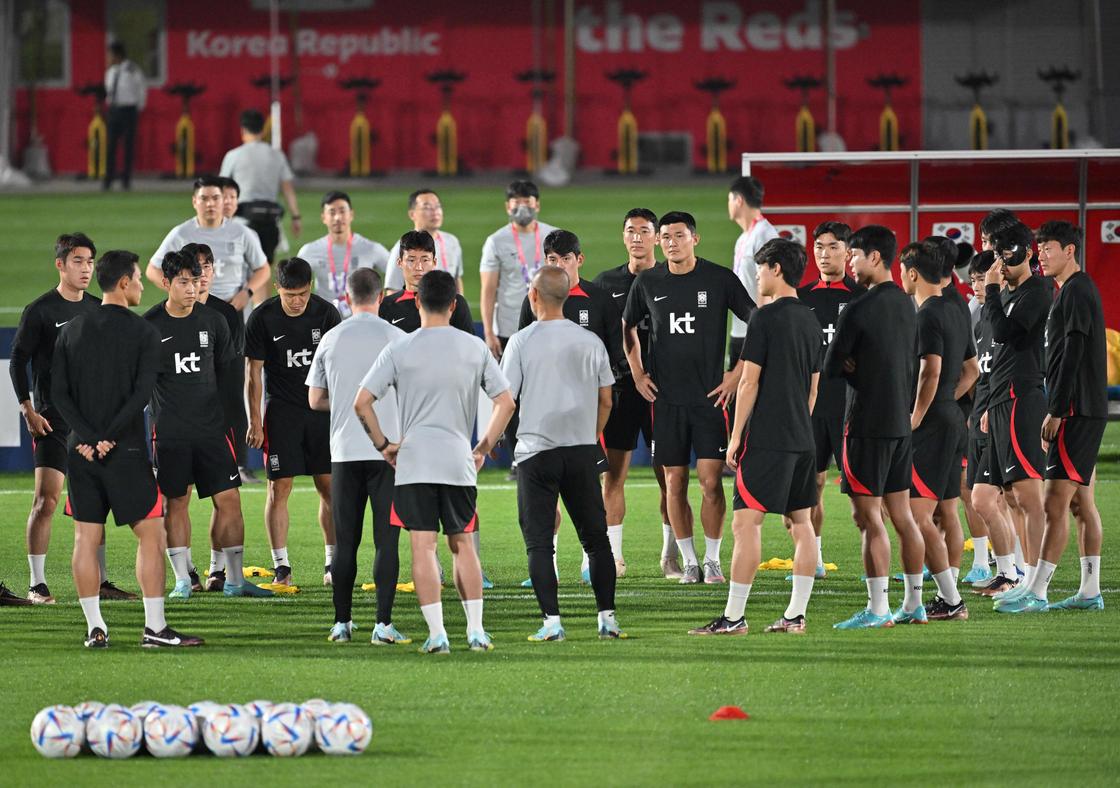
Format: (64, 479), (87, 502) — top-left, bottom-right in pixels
(188, 700), (221, 721)
(87, 705), (142, 759)
(202, 704), (259, 757)
(245, 699), (274, 720)
(130, 700), (161, 721)
(143, 705), (198, 758)
(30, 705), (83, 758)
(73, 701), (104, 725)
(315, 703), (373, 755)
(261, 702), (313, 757)
(302, 698), (330, 719)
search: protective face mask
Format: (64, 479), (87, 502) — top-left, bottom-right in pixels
(511, 204), (537, 226)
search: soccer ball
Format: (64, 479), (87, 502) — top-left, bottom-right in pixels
(245, 699), (274, 720)
(188, 700), (221, 721)
(302, 698), (330, 719)
(143, 705), (198, 758)
(130, 700), (161, 721)
(30, 705), (83, 758)
(87, 705), (142, 759)
(315, 703), (373, 755)
(73, 701), (104, 725)
(202, 704), (259, 757)
(261, 702), (313, 757)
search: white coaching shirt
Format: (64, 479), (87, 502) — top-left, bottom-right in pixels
(296, 233), (390, 312)
(730, 216), (779, 338)
(152, 217), (268, 301)
(479, 220), (557, 338)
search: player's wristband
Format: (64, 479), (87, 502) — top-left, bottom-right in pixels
(375, 437), (389, 451)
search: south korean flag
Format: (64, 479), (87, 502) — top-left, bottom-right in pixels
(773, 225), (807, 246)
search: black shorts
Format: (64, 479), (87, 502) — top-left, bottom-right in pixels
(390, 483), (477, 536)
(910, 404), (964, 501)
(977, 440), (1002, 487)
(263, 399), (331, 480)
(154, 430), (241, 499)
(728, 336), (745, 373)
(1046, 417), (1105, 485)
(249, 219), (280, 262)
(651, 400), (728, 467)
(987, 387), (1046, 486)
(32, 408), (68, 473)
(733, 447), (817, 514)
(602, 384), (654, 452)
(65, 446), (163, 526)
(966, 434), (990, 489)
(812, 408), (845, 473)
(840, 431), (912, 497)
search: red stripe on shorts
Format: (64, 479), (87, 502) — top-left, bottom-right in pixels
(1057, 421), (1083, 484)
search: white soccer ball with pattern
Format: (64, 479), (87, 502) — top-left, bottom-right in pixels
(202, 704), (259, 757)
(262, 702), (313, 757)
(302, 698), (330, 719)
(245, 699), (274, 720)
(188, 700), (221, 722)
(130, 700), (161, 721)
(30, 705), (84, 758)
(315, 703), (373, 755)
(86, 705), (142, 759)
(73, 701), (104, 725)
(143, 704), (198, 758)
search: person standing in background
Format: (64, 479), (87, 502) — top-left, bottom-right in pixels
(103, 42), (146, 192)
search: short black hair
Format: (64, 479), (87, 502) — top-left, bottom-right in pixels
(658, 211), (697, 234)
(968, 250), (996, 277)
(408, 189), (439, 209)
(193, 174), (224, 193)
(399, 230), (436, 259)
(757, 238), (806, 287)
(921, 235), (959, 279)
(543, 229), (581, 258)
(220, 176), (240, 195)
(161, 250), (202, 281)
(348, 267), (382, 306)
(900, 242), (942, 285)
(240, 109), (265, 135)
(623, 208), (658, 228)
(109, 41), (126, 58)
(1036, 220), (1082, 258)
(181, 242), (214, 264)
(95, 250), (138, 292)
(276, 257), (313, 290)
(55, 232), (96, 262)
(506, 180), (539, 200)
(992, 222), (1034, 257)
(848, 225), (897, 269)
(813, 221), (851, 244)
(321, 190), (351, 209)
(955, 241), (974, 270)
(980, 209), (1019, 239)
(729, 176), (764, 208)
(417, 270), (457, 313)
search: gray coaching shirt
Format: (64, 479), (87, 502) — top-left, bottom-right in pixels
(305, 311), (404, 463)
(152, 217), (268, 301)
(384, 230), (464, 290)
(501, 318), (615, 463)
(220, 141), (294, 203)
(296, 233), (390, 309)
(731, 217), (779, 338)
(360, 326), (509, 486)
(479, 220), (557, 338)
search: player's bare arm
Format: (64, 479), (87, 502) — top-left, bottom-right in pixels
(911, 353), (941, 431)
(726, 360), (761, 469)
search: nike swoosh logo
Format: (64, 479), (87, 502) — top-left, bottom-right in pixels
(653, 296), (668, 302)
(272, 335), (285, 341)
(391, 318), (406, 324)
(612, 292), (625, 298)
(229, 474), (238, 481)
(146, 633), (182, 645)
(1005, 466), (1016, 474)
(55, 321), (69, 327)
(1046, 464), (1057, 471)
(719, 446), (727, 452)
(161, 337), (173, 342)
(983, 471), (990, 476)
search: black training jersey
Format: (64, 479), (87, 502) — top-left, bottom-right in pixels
(594, 262), (658, 379)
(824, 282), (916, 439)
(201, 295), (245, 354)
(797, 275), (865, 421)
(518, 277), (624, 373)
(622, 258), (754, 405)
(740, 297), (823, 453)
(143, 302), (235, 440)
(943, 283), (977, 417)
(1046, 271), (1107, 419)
(971, 309), (996, 438)
(9, 289), (101, 413)
(245, 294), (341, 409)
(916, 295), (972, 405)
(50, 304), (161, 450)
(378, 289), (475, 335)
(984, 275), (1052, 405)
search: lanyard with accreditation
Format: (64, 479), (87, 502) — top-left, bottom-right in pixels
(328, 233), (354, 317)
(511, 223), (541, 285)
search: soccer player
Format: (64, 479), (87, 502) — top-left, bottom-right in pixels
(246, 257), (342, 586)
(503, 266), (625, 641)
(824, 225), (925, 629)
(594, 209), (678, 578)
(726, 176), (778, 360)
(689, 238), (821, 636)
(144, 251), (270, 601)
(296, 191), (389, 318)
(355, 270), (515, 654)
(897, 242), (977, 622)
(51, 250), (203, 648)
(381, 231), (475, 334)
(622, 211), (754, 584)
(795, 221), (865, 579)
(385, 189), (465, 294)
(148, 175), (270, 311)
(307, 268), (411, 644)
(1001, 221), (1106, 613)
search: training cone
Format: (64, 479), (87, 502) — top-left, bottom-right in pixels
(709, 706), (750, 721)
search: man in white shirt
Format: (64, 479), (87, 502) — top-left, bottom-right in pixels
(385, 189), (465, 294)
(727, 176), (779, 363)
(103, 41), (146, 191)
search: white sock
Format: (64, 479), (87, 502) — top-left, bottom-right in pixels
(607, 525), (623, 561)
(1012, 535), (1025, 571)
(28, 554), (46, 587)
(661, 524), (676, 559)
(580, 549), (589, 573)
(166, 547), (192, 583)
(543, 614), (562, 629)
(995, 554), (1015, 578)
(420, 602), (445, 639)
(724, 581), (751, 620)
(552, 533), (559, 579)
(903, 573), (924, 612)
(950, 566), (960, 585)
(1079, 556), (1101, 598)
(972, 536), (989, 567)
(97, 544), (108, 583)
(866, 577), (889, 616)
(815, 536), (824, 568)
(324, 544), (335, 568)
(271, 547), (289, 569)
(462, 598), (483, 634)
(143, 596), (166, 632)
(1023, 563), (1036, 587)
(703, 537), (722, 564)
(223, 546), (245, 587)
(209, 549), (226, 574)
(1029, 559), (1056, 600)
(676, 538), (699, 568)
(79, 595), (107, 636)
(597, 609), (616, 628)
(785, 575), (814, 619)
(933, 569), (961, 606)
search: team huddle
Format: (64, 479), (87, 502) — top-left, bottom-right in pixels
(6, 174), (1107, 651)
